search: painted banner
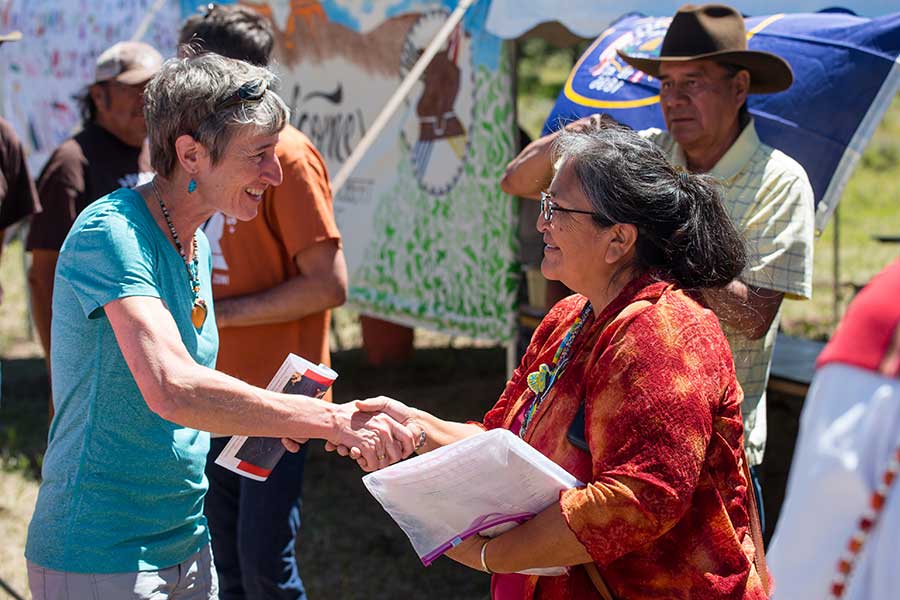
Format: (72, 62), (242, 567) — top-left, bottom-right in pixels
(0, 0), (519, 342)
(0, 0), (181, 174)
(239, 0), (519, 341)
(543, 10), (900, 231)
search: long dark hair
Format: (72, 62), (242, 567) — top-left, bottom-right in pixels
(553, 123), (746, 289)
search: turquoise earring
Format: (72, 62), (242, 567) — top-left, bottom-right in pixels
(187, 178), (197, 193)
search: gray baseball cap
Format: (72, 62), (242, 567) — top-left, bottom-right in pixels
(0, 31), (23, 44)
(94, 41), (163, 85)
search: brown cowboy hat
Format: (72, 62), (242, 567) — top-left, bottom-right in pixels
(617, 4), (793, 94)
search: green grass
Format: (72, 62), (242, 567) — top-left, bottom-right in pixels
(781, 93), (900, 340)
(0, 235), (38, 355)
(0, 234), (47, 478)
(517, 39), (589, 140)
(0, 355), (47, 478)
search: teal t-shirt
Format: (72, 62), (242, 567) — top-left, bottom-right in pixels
(25, 188), (218, 573)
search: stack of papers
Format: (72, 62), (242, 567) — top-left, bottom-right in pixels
(363, 428), (581, 572)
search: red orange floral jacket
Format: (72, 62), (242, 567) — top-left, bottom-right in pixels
(482, 274), (767, 599)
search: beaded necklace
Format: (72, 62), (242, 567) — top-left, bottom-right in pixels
(151, 179), (207, 329)
(519, 301), (593, 438)
(829, 442), (900, 598)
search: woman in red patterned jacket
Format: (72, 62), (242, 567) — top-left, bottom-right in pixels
(348, 122), (766, 599)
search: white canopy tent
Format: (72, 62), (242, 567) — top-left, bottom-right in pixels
(485, 0), (895, 40)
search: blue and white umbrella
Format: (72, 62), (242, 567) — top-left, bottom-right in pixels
(543, 9), (900, 231)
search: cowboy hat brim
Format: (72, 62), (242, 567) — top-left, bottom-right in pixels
(617, 48), (793, 94)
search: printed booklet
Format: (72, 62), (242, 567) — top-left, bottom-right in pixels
(215, 353), (338, 481)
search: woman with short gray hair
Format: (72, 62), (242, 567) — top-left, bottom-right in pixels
(145, 53), (287, 178)
(25, 54), (414, 600)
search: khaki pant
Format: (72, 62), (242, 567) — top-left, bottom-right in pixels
(27, 545), (218, 600)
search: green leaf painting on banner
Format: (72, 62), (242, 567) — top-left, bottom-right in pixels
(349, 47), (519, 341)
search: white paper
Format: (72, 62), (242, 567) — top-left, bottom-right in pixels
(363, 428), (581, 574)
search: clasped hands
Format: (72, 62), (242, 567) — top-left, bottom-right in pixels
(282, 396), (419, 472)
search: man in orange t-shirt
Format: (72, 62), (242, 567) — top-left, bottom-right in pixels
(181, 6), (347, 599)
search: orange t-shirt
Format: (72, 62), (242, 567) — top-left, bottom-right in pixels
(206, 125), (341, 389)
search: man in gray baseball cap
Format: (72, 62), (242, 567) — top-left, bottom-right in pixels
(94, 40), (164, 87)
(88, 41), (164, 146)
(27, 41), (163, 414)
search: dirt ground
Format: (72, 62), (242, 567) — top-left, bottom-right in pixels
(0, 320), (805, 600)
(0, 343), (504, 600)
(295, 346), (502, 599)
(0, 469), (37, 599)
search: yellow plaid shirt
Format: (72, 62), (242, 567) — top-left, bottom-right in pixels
(642, 121), (815, 465)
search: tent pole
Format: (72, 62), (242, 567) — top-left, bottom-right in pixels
(330, 0), (477, 196)
(130, 0), (167, 42)
(833, 203), (841, 325)
(508, 38), (520, 380)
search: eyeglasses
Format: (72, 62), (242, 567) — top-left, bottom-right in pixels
(540, 191), (607, 224)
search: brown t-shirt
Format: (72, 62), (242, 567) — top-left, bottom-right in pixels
(0, 117), (40, 229)
(26, 122), (151, 251)
(205, 125), (341, 389)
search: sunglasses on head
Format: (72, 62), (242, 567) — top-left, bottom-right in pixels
(216, 78), (268, 112)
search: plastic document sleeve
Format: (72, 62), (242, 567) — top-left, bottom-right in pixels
(363, 428), (582, 575)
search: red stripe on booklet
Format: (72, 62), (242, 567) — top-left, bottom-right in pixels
(237, 461), (272, 478)
(301, 368), (333, 386)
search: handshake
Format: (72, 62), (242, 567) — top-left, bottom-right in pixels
(282, 396), (424, 472)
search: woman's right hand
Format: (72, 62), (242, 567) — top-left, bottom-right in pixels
(356, 395), (417, 426)
(326, 401), (416, 472)
(325, 396), (420, 461)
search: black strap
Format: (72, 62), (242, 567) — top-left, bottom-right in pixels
(567, 398), (589, 451)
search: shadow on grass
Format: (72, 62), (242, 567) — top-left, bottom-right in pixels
(294, 346), (504, 599)
(1, 357), (49, 479)
(0, 346), (506, 599)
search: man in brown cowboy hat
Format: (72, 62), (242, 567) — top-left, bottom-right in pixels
(502, 3), (815, 520)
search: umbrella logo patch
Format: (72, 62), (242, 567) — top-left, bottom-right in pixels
(563, 16), (672, 109)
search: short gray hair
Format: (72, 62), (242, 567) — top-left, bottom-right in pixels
(143, 53), (288, 177)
